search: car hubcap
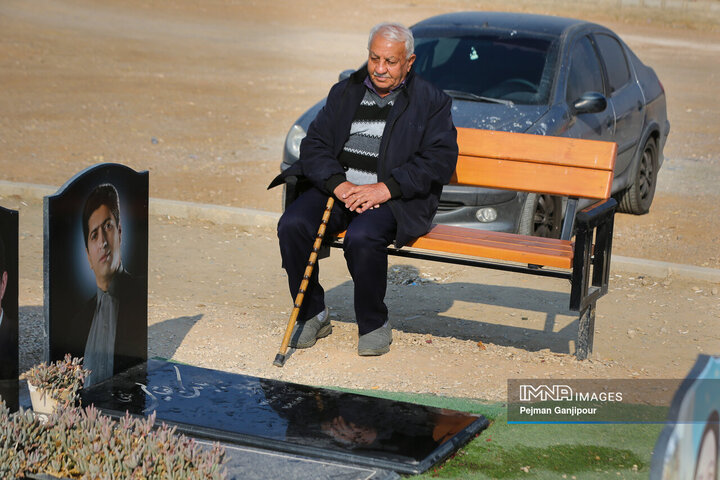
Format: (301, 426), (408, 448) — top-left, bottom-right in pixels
(639, 145), (655, 201)
(533, 194), (557, 237)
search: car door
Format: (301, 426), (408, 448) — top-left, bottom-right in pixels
(563, 35), (614, 142)
(592, 33), (645, 178)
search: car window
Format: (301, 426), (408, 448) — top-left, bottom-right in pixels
(593, 34), (631, 93)
(413, 33), (556, 105)
(566, 36), (605, 104)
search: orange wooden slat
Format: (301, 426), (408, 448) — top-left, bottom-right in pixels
(425, 225), (572, 255)
(456, 127), (617, 171)
(334, 227), (573, 269)
(408, 227), (573, 269)
(451, 155), (614, 199)
(406, 236), (572, 269)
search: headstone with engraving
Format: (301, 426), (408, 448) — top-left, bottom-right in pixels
(82, 359), (489, 474)
(44, 163), (148, 387)
(0, 206), (19, 412)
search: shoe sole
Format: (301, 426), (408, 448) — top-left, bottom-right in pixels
(358, 337), (392, 356)
(290, 323), (332, 349)
(358, 345), (390, 356)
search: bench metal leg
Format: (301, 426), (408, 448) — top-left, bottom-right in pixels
(575, 303), (596, 360)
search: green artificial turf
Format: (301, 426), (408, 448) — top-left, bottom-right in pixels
(336, 387), (664, 480)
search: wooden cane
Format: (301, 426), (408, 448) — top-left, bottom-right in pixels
(273, 196), (335, 367)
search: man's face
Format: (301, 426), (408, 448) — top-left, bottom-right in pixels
(367, 33), (416, 95)
(86, 204), (122, 289)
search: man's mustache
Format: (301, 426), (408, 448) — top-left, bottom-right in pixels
(373, 73), (391, 78)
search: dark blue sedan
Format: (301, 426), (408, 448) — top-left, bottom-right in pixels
(281, 12), (670, 237)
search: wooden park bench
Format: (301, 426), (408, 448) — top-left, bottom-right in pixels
(331, 128), (618, 360)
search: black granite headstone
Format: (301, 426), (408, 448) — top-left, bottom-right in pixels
(82, 359), (489, 474)
(0, 206), (19, 412)
(44, 164), (148, 387)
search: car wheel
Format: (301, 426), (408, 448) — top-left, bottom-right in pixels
(517, 193), (563, 238)
(617, 137), (658, 215)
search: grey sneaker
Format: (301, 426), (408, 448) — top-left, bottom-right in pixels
(358, 324), (392, 356)
(289, 308), (331, 349)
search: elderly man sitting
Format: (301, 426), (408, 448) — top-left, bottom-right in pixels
(271, 22), (458, 356)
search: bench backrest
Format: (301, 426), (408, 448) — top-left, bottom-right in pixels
(453, 128), (617, 200)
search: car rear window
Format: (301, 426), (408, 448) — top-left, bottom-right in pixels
(413, 33), (557, 105)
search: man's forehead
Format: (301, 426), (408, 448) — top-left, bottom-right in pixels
(369, 36), (406, 56)
(369, 48), (401, 60)
(88, 206), (116, 229)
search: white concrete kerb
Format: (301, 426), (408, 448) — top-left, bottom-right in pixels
(1, 180), (718, 283)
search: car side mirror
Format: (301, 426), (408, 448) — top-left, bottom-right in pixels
(339, 69), (354, 81)
(572, 92), (607, 114)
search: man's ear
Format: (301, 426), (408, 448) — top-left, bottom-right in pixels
(0, 271), (7, 303)
(406, 53), (416, 72)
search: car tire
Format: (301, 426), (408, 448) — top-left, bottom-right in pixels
(517, 193), (563, 238)
(617, 137), (658, 215)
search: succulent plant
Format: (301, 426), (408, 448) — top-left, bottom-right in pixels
(0, 399), (227, 479)
(21, 355), (91, 406)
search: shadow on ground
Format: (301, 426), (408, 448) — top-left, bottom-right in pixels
(149, 314), (203, 359)
(325, 265), (578, 355)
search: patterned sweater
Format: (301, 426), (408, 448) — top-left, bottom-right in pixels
(338, 89), (400, 187)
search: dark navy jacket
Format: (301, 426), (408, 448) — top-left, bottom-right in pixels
(270, 67), (458, 247)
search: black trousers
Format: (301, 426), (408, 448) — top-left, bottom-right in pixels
(277, 187), (397, 335)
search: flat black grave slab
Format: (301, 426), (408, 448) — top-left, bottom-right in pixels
(81, 359), (488, 474)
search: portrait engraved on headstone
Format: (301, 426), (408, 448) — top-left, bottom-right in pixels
(44, 163), (148, 387)
(0, 206), (19, 411)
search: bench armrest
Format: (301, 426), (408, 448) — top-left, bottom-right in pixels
(570, 197), (616, 313)
(576, 198), (618, 230)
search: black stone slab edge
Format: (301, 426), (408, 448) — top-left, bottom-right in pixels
(91, 404), (487, 475)
(194, 439), (401, 480)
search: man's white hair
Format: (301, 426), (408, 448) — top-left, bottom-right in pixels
(368, 22), (414, 59)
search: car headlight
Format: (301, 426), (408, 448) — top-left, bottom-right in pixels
(475, 207), (498, 223)
(285, 124), (307, 161)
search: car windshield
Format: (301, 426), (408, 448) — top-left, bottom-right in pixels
(413, 30), (558, 105)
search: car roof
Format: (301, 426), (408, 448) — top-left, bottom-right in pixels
(411, 11), (594, 37)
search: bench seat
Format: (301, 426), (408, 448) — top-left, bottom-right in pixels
(407, 224), (574, 269)
(337, 225), (573, 269)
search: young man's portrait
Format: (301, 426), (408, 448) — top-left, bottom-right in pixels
(70, 184), (146, 387)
